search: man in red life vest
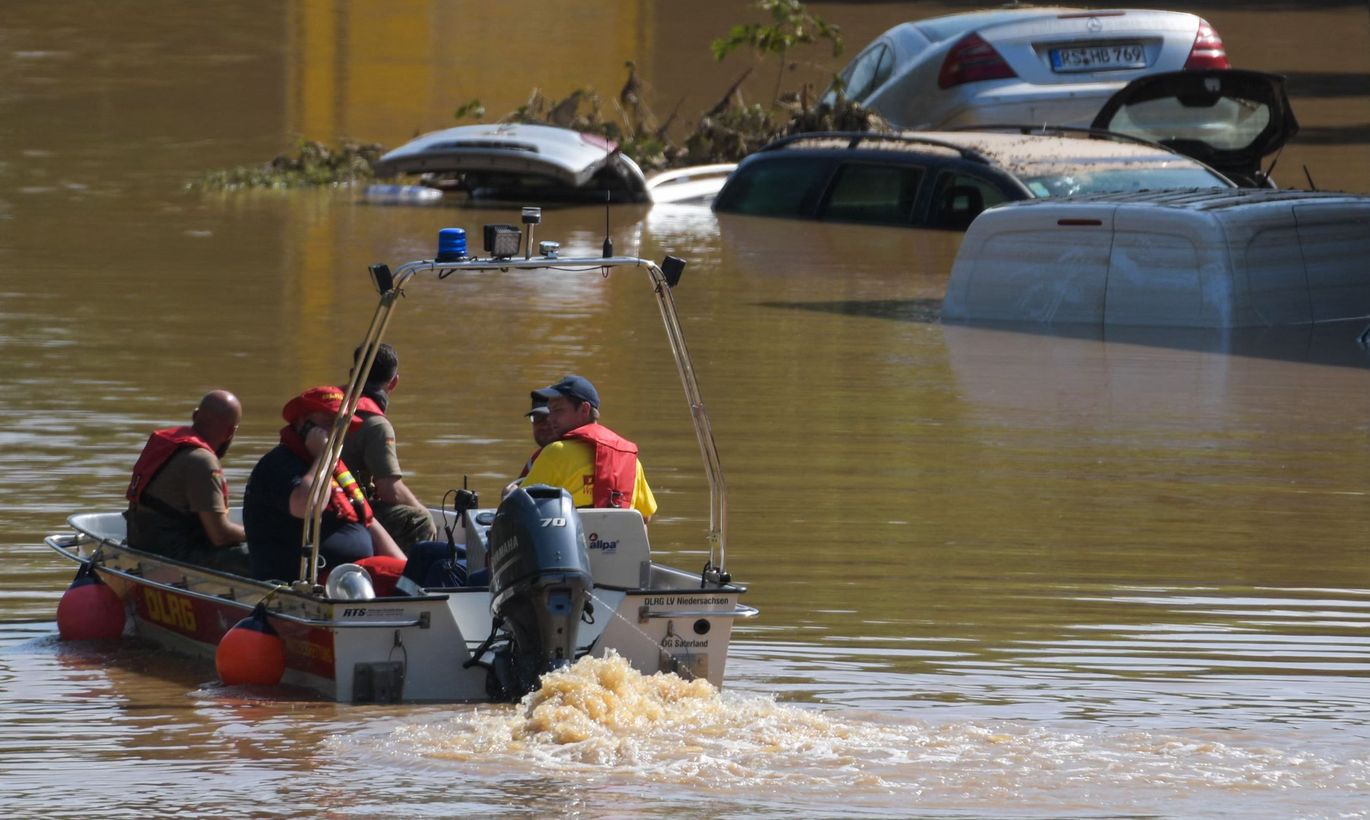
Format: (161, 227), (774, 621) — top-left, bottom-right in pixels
(242, 386), (405, 582)
(125, 389), (250, 573)
(520, 375), (657, 520)
(340, 343), (436, 552)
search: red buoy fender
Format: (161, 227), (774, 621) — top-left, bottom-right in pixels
(215, 602), (286, 687)
(56, 562), (125, 641)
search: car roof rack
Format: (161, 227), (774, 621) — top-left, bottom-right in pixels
(948, 124), (1191, 159)
(761, 131), (993, 166)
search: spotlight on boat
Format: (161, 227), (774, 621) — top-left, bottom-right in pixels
(483, 224), (521, 259)
(538, 241), (560, 258)
(325, 563), (376, 600)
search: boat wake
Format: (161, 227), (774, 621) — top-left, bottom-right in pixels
(388, 651), (895, 785)
(360, 652), (1370, 813)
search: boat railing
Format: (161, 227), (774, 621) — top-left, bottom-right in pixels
(47, 534), (433, 629)
(44, 532), (89, 563)
(638, 604), (759, 622)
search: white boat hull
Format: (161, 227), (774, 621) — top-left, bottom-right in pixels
(47, 510), (753, 702)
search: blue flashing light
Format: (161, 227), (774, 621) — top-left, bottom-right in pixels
(436, 228), (467, 262)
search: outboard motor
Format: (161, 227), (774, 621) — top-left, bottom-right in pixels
(484, 484), (593, 699)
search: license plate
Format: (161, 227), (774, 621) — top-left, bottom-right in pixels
(1050, 43), (1145, 72)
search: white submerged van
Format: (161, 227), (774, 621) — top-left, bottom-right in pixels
(942, 189), (1370, 328)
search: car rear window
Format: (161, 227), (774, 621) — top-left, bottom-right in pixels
(821, 163), (923, 225)
(916, 10), (1043, 42)
(1104, 96), (1272, 152)
(713, 157), (831, 216)
(1021, 165), (1233, 197)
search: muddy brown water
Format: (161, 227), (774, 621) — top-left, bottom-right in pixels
(2, 2), (1369, 816)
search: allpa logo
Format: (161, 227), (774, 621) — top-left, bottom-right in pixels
(586, 532), (618, 553)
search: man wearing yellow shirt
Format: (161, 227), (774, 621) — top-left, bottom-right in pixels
(520, 375), (657, 521)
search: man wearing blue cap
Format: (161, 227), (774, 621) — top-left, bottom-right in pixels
(519, 374), (657, 520)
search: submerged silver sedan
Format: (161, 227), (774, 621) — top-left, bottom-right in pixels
(827, 7), (1230, 130)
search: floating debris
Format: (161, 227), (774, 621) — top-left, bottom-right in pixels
(193, 0), (882, 189)
(190, 138), (385, 190)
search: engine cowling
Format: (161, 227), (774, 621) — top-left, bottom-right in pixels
(486, 485), (593, 698)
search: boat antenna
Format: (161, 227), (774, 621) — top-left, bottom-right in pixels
(602, 137), (613, 259)
(1303, 164), (1317, 191)
(602, 188), (613, 258)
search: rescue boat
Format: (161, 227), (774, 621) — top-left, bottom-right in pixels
(44, 213), (755, 702)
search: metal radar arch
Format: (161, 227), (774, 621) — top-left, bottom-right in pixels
(297, 210), (729, 589)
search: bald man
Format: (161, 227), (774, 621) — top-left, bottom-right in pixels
(125, 389), (250, 573)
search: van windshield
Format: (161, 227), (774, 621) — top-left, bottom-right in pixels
(1022, 165), (1234, 198)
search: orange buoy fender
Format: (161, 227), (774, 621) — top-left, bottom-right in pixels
(56, 562), (125, 641)
(215, 602), (286, 687)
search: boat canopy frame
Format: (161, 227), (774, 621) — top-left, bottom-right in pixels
(298, 247), (729, 589)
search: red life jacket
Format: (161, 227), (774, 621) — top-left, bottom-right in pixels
(126, 426), (227, 506)
(561, 423), (638, 509)
(279, 425), (374, 525)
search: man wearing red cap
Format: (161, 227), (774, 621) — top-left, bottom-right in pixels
(519, 375), (657, 520)
(243, 386), (404, 582)
(125, 389), (249, 573)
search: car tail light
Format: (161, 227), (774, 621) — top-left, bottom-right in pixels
(938, 33), (1017, 89)
(1183, 19), (1229, 70)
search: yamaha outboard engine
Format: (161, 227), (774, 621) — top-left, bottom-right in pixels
(484, 484), (593, 699)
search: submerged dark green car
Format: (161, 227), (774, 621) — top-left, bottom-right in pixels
(713, 70), (1297, 231)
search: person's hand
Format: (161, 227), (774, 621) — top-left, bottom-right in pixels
(304, 422), (329, 458)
